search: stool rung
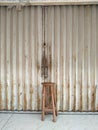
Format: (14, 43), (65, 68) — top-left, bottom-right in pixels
(45, 109), (54, 112)
(45, 106), (56, 109)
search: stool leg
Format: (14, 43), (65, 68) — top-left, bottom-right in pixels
(42, 86), (45, 121)
(53, 87), (57, 116)
(51, 87), (56, 122)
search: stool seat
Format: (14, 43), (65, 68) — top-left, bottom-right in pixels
(42, 82), (55, 86)
(41, 82), (57, 122)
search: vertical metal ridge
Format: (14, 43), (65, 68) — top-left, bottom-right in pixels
(22, 7), (25, 110)
(37, 6), (42, 110)
(87, 5), (92, 111)
(72, 6), (77, 111)
(18, 8), (24, 110)
(74, 6), (81, 111)
(60, 6), (63, 111)
(16, 7), (19, 111)
(0, 7), (1, 110)
(75, 6), (79, 111)
(54, 6), (61, 110)
(78, 6), (83, 111)
(66, 6), (73, 111)
(10, 7), (13, 110)
(61, 6), (67, 111)
(81, 6), (85, 111)
(75, 5), (78, 111)
(35, 6), (39, 110)
(35, 7), (38, 110)
(6, 7), (11, 110)
(44, 7), (48, 83)
(23, 7), (27, 110)
(95, 5), (98, 111)
(27, 7), (30, 110)
(0, 7), (6, 110)
(69, 6), (73, 111)
(47, 6), (51, 83)
(50, 6), (55, 83)
(12, 7), (18, 110)
(91, 5), (96, 111)
(72, 6), (76, 111)
(4, 7), (6, 110)
(34, 6), (38, 110)
(29, 6), (32, 110)
(31, 6), (37, 110)
(83, 6), (88, 111)
(4, 7), (7, 110)
(86, 6), (91, 111)
(24, 7), (30, 110)
(0, 7), (2, 110)
(66, 6), (70, 111)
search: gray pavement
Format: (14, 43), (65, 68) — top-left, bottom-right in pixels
(0, 113), (98, 130)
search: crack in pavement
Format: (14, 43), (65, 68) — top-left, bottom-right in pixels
(1, 114), (13, 130)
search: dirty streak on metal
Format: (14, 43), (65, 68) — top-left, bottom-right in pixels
(0, 5), (98, 111)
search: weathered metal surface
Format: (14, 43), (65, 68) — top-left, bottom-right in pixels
(0, 5), (98, 111)
(44, 5), (98, 111)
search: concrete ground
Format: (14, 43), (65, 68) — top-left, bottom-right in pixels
(0, 112), (98, 130)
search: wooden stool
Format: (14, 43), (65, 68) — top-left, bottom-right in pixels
(41, 82), (57, 122)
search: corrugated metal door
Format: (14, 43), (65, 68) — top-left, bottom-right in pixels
(44, 5), (98, 112)
(0, 6), (43, 111)
(0, 5), (98, 111)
